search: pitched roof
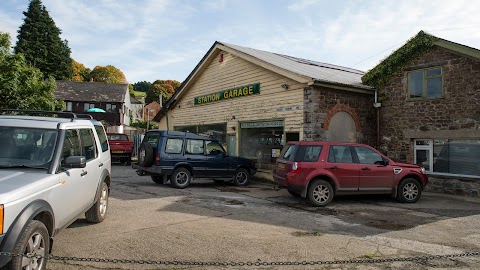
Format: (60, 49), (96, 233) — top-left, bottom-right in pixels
(153, 41), (370, 121)
(362, 31), (480, 88)
(221, 42), (370, 89)
(55, 80), (128, 103)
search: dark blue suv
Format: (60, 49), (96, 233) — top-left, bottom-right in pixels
(133, 130), (256, 188)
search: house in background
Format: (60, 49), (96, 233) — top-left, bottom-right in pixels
(363, 31), (480, 196)
(144, 101), (161, 121)
(55, 80), (132, 127)
(130, 97), (143, 123)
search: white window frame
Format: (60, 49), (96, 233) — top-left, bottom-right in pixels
(413, 139), (433, 172)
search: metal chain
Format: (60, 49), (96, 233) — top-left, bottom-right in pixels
(1, 251), (479, 266)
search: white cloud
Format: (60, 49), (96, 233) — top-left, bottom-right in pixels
(288, 0), (321, 11)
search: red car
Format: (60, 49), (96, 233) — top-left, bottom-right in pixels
(273, 141), (428, 206)
(107, 133), (134, 165)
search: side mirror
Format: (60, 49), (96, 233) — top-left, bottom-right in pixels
(63, 156), (86, 168)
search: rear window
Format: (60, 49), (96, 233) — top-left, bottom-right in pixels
(294, 146), (323, 162)
(279, 144), (298, 161)
(143, 132), (160, 147)
(107, 134), (128, 141)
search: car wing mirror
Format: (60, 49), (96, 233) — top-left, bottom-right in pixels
(63, 156), (86, 168)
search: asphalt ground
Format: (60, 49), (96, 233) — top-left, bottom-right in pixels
(47, 163), (480, 270)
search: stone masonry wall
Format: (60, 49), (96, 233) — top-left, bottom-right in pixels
(303, 86), (376, 146)
(379, 46), (480, 197)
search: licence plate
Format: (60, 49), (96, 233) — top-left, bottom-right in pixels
(278, 163), (285, 170)
(112, 150), (124, 154)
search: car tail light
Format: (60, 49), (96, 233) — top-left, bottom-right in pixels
(0, 205), (3, 234)
(289, 162), (300, 173)
(155, 153), (161, 164)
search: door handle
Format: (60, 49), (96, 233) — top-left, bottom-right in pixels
(98, 163), (104, 168)
(81, 171), (88, 176)
(361, 167), (371, 171)
(329, 166), (339, 170)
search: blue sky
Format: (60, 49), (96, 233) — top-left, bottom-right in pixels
(1, 0), (480, 84)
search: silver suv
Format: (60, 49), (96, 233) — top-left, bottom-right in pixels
(0, 111), (111, 270)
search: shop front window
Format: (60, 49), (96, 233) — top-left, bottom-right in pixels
(240, 121), (284, 164)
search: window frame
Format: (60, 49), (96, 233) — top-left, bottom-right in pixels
(407, 67), (443, 100)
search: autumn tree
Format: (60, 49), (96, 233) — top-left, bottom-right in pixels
(0, 32), (63, 110)
(129, 84), (135, 98)
(145, 80), (181, 105)
(14, 0), (72, 80)
(72, 60), (91, 82)
(90, 65), (127, 84)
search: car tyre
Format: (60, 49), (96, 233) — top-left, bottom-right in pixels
(233, 168), (250, 186)
(138, 143), (154, 167)
(170, 167), (192, 189)
(287, 189), (301, 197)
(5, 220), (49, 270)
(85, 182), (109, 223)
(151, 175), (163, 184)
(307, 179), (334, 207)
(397, 178), (422, 203)
(126, 155), (132, 166)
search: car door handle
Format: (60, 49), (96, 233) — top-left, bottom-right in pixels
(361, 167), (371, 171)
(98, 163), (104, 168)
(329, 166), (339, 170)
(81, 171), (88, 176)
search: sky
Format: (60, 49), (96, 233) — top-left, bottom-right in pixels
(1, 0), (480, 84)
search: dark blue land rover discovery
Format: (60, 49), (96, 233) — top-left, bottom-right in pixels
(132, 130), (256, 188)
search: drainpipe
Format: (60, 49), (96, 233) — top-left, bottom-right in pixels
(373, 90), (381, 149)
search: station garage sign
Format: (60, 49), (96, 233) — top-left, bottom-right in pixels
(194, 83), (260, 105)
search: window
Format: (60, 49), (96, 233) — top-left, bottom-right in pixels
(80, 129), (97, 161)
(294, 146), (322, 162)
(205, 141), (224, 155)
(66, 101), (73, 111)
(328, 146), (353, 163)
(84, 103), (95, 111)
(353, 146), (384, 165)
(106, 104), (117, 112)
(143, 132), (160, 147)
(165, 139), (183, 154)
(107, 134), (128, 141)
(414, 139), (480, 178)
(408, 67), (443, 99)
(280, 144), (297, 161)
(95, 125), (109, 152)
(62, 129), (81, 161)
(186, 139), (204, 155)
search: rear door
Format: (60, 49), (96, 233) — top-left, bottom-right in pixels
(184, 139), (207, 177)
(352, 146), (394, 191)
(325, 145), (359, 192)
(273, 144), (298, 186)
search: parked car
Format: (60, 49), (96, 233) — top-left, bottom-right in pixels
(132, 130), (256, 188)
(0, 110), (111, 270)
(273, 141), (428, 206)
(107, 133), (134, 165)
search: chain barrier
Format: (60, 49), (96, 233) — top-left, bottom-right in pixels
(1, 251), (479, 267)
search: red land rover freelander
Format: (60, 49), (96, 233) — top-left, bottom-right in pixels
(273, 141), (428, 206)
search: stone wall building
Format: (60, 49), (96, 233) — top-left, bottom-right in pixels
(364, 31), (480, 196)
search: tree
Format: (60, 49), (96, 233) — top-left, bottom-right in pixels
(72, 60), (91, 82)
(145, 80), (181, 105)
(90, 65), (127, 84)
(0, 32), (63, 110)
(133, 81), (151, 92)
(129, 84), (135, 98)
(14, 0), (73, 80)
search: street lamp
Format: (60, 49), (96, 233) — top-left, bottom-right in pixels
(146, 108), (152, 130)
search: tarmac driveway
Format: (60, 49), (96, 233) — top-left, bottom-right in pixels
(48, 165), (480, 269)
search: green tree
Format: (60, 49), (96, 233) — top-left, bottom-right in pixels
(72, 60), (91, 82)
(133, 81), (151, 92)
(128, 84), (135, 98)
(145, 79), (180, 105)
(90, 65), (127, 84)
(14, 0), (73, 80)
(0, 32), (63, 110)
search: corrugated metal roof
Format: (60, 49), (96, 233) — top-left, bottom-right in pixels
(220, 42), (371, 89)
(55, 81), (128, 103)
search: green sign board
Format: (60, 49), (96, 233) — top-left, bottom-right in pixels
(194, 83), (260, 105)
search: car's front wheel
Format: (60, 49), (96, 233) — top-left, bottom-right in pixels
(85, 181), (109, 223)
(170, 168), (192, 189)
(397, 178), (422, 203)
(5, 220), (49, 270)
(233, 168), (250, 186)
(307, 179), (334, 207)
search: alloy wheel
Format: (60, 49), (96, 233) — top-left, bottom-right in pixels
(403, 182), (419, 201)
(99, 185), (108, 218)
(176, 172), (188, 184)
(312, 184), (330, 203)
(235, 172), (248, 185)
(21, 232), (46, 270)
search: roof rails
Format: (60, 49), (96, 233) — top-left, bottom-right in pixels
(0, 109), (93, 120)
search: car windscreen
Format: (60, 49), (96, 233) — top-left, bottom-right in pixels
(0, 126), (58, 169)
